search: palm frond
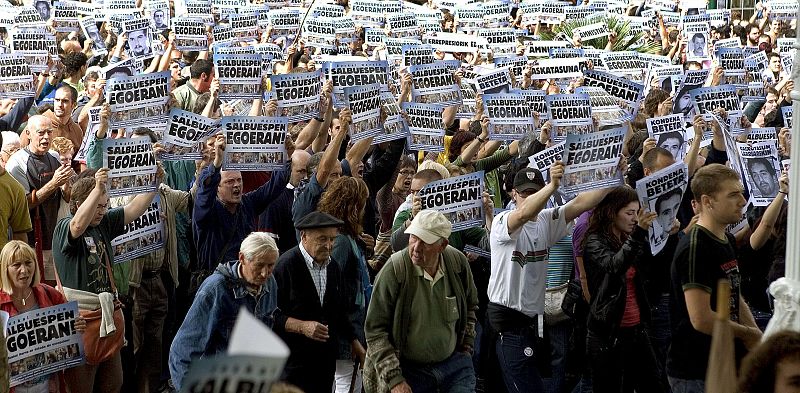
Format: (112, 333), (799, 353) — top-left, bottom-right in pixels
(540, 16), (661, 54)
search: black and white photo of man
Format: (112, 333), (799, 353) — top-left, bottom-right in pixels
(657, 131), (685, 161)
(747, 157), (779, 197)
(688, 33), (708, 60)
(153, 9), (168, 30)
(651, 188), (682, 244)
(128, 28), (152, 57)
(35, 0), (51, 21)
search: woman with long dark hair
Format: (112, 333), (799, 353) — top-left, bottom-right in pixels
(316, 176), (371, 393)
(582, 186), (667, 393)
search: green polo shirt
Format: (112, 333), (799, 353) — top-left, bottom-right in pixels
(403, 259), (458, 364)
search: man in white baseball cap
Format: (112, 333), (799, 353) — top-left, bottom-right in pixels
(364, 210), (479, 393)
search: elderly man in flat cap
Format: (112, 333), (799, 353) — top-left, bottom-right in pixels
(363, 210), (479, 393)
(273, 211), (363, 393)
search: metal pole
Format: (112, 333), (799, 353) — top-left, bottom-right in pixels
(763, 9), (800, 339)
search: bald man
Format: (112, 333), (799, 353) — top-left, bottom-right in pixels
(22, 86), (84, 154)
(259, 149), (311, 253)
(5, 115), (74, 281)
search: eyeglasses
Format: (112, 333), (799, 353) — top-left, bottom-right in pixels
(399, 170), (415, 176)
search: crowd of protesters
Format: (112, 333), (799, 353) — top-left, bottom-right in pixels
(0, 0), (799, 392)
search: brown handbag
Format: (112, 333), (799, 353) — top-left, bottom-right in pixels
(54, 247), (125, 366)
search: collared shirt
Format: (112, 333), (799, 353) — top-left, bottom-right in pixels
(417, 260), (445, 289)
(300, 242), (329, 304)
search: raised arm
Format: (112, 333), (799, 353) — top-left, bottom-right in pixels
(69, 168), (108, 239)
(750, 172), (788, 250)
(685, 115), (705, 176)
(506, 161), (562, 234)
(315, 109), (351, 188)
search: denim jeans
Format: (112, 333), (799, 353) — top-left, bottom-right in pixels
(496, 329), (546, 393)
(650, 293), (673, 392)
(401, 352), (476, 393)
(668, 377), (705, 393)
(545, 321), (571, 393)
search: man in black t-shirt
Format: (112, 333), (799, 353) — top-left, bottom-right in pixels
(668, 164), (763, 393)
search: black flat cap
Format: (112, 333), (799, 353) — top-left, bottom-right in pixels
(295, 211), (344, 230)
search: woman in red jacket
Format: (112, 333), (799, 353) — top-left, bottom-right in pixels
(0, 240), (85, 393)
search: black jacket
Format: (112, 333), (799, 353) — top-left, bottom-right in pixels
(584, 227), (653, 339)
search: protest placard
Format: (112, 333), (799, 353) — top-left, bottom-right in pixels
(106, 71), (170, 128)
(365, 27), (388, 46)
(573, 22), (610, 41)
(402, 102), (445, 152)
(561, 125), (625, 194)
(737, 141), (781, 206)
(747, 127), (778, 147)
(10, 28), (50, 73)
(777, 38), (794, 54)
(528, 58), (582, 80)
(270, 69), (321, 122)
(408, 62), (462, 106)
(717, 47), (745, 77)
(112, 197), (165, 262)
(323, 60), (389, 105)
(456, 3), (485, 28)
(690, 85), (740, 117)
(221, 116), (288, 171)
(647, 114), (687, 161)
(103, 137), (158, 198)
(545, 93), (593, 141)
(121, 18), (154, 59)
(53, 1), (80, 32)
(229, 12), (258, 40)
(455, 81), (479, 120)
(528, 142), (565, 178)
(171, 17), (208, 51)
(79, 17), (108, 56)
(375, 91), (409, 144)
(0, 54), (35, 99)
(402, 44), (436, 67)
(742, 82), (767, 103)
(422, 32), (489, 53)
(781, 53), (794, 75)
(482, 93), (535, 140)
(474, 67), (511, 93)
(15, 6), (45, 28)
(312, 3), (345, 18)
(635, 161), (688, 254)
(601, 51), (643, 75)
(162, 108), (219, 160)
(74, 107), (101, 163)
(783, 106), (793, 126)
(494, 56), (527, 83)
(185, 0), (214, 25)
(576, 86), (631, 126)
(419, 171), (485, 231)
(345, 83), (382, 142)
(767, 0), (799, 20)
(213, 54), (262, 100)
(523, 40), (570, 58)
(582, 69), (644, 105)
(673, 69), (710, 118)
(684, 22), (711, 61)
(349, 0), (385, 25)
(7, 302), (84, 387)
(268, 8), (301, 33)
(386, 12), (418, 35)
(565, 5), (602, 21)
(478, 28), (519, 55)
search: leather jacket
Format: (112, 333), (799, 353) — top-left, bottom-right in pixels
(583, 227), (653, 339)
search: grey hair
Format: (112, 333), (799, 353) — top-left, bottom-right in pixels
(239, 232), (279, 261)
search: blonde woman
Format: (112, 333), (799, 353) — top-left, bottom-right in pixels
(0, 240), (86, 393)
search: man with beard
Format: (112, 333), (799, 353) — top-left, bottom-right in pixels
(128, 28), (152, 57)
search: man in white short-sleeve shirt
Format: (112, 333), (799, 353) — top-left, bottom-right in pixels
(488, 162), (611, 393)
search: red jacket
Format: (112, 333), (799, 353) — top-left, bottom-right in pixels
(0, 284), (69, 393)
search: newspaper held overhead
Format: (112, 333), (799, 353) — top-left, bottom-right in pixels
(482, 93), (536, 140)
(162, 108), (220, 161)
(213, 54), (263, 100)
(647, 114), (688, 161)
(375, 91), (409, 144)
(737, 141), (781, 207)
(103, 137), (159, 198)
(545, 93), (593, 143)
(561, 125), (626, 194)
(6, 302), (85, 387)
(270, 69), (322, 123)
(418, 171), (485, 231)
(80, 16), (108, 56)
(635, 161), (689, 254)
(408, 61), (462, 107)
(221, 116), (288, 171)
(180, 309), (290, 393)
(105, 71), (171, 128)
(112, 196), (166, 262)
(75, 106), (102, 163)
(323, 60), (389, 106)
(344, 83), (382, 142)
(402, 102), (445, 152)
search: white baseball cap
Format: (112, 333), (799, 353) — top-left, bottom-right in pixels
(404, 209), (452, 244)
